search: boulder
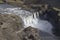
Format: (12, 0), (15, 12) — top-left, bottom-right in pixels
(0, 13), (24, 40)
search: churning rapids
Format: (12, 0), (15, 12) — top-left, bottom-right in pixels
(0, 4), (53, 35)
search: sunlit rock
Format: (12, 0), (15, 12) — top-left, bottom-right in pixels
(0, 13), (24, 40)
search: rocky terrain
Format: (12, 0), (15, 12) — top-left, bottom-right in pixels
(0, 0), (60, 40)
(0, 14), (58, 40)
(0, 13), (24, 40)
(17, 26), (58, 40)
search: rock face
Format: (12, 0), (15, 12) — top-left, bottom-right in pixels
(29, 4), (60, 36)
(38, 7), (60, 36)
(17, 26), (41, 40)
(0, 14), (24, 40)
(0, 14), (58, 40)
(17, 26), (57, 40)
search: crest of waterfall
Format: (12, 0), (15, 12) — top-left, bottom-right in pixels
(0, 8), (53, 34)
(23, 12), (53, 34)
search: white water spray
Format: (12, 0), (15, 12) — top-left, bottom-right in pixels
(0, 7), (53, 34)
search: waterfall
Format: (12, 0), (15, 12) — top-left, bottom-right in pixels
(0, 6), (53, 34)
(23, 12), (53, 34)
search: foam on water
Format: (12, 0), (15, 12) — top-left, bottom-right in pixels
(23, 13), (53, 34)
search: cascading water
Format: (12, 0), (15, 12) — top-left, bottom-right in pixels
(0, 8), (53, 34)
(0, 4), (53, 35)
(23, 12), (53, 34)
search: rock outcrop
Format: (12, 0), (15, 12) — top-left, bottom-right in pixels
(0, 13), (24, 40)
(17, 26), (58, 40)
(0, 14), (58, 40)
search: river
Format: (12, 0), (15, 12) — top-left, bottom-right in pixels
(0, 4), (53, 35)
